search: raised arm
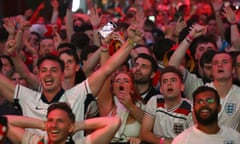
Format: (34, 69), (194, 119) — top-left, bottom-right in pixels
(88, 0), (102, 47)
(6, 39), (40, 90)
(88, 25), (144, 96)
(3, 17), (16, 41)
(222, 6), (240, 51)
(210, 0), (225, 40)
(74, 117), (121, 144)
(0, 41), (17, 102)
(65, 7), (74, 42)
(168, 24), (206, 69)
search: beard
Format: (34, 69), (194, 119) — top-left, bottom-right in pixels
(195, 107), (218, 125)
(134, 78), (151, 84)
(133, 72), (152, 84)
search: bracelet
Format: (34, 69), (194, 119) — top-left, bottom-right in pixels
(127, 39), (137, 47)
(185, 34), (194, 43)
(160, 137), (165, 144)
(187, 34), (194, 41)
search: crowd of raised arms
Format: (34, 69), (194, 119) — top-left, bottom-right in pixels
(0, 0), (240, 144)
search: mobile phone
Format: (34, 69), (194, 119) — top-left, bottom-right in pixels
(148, 16), (155, 22)
(99, 21), (117, 38)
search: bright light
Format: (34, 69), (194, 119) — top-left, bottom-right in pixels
(72, 0), (80, 12)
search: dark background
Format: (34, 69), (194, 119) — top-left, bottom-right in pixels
(0, 0), (41, 18)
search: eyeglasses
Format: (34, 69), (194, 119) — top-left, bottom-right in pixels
(195, 98), (215, 105)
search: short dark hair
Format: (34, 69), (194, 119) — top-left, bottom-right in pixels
(159, 66), (183, 84)
(0, 55), (14, 67)
(229, 51), (240, 67)
(57, 43), (77, 52)
(135, 53), (158, 72)
(47, 102), (75, 123)
(70, 32), (90, 49)
(59, 49), (79, 64)
(190, 35), (217, 58)
(37, 54), (64, 72)
(212, 51), (233, 66)
(193, 86), (220, 105)
(200, 50), (216, 68)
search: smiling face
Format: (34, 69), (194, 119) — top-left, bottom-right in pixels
(38, 60), (63, 93)
(46, 109), (74, 144)
(113, 72), (133, 97)
(194, 90), (220, 125)
(160, 72), (184, 100)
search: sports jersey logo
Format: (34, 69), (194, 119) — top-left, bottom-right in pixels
(224, 103), (236, 116)
(224, 140), (234, 144)
(173, 123), (184, 135)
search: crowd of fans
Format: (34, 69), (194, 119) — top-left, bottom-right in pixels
(0, 0), (240, 143)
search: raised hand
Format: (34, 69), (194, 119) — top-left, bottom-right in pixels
(174, 17), (187, 36)
(88, 0), (102, 29)
(3, 17), (16, 35)
(89, 7), (102, 29)
(127, 25), (144, 44)
(222, 6), (236, 24)
(6, 39), (17, 55)
(210, 0), (223, 12)
(112, 32), (125, 44)
(53, 31), (63, 49)
(188, 24), (207, 39)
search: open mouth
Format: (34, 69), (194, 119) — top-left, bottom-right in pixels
(217, 69), (224, 73)
(50, 130), (60, 134)
(199, 108), (211, 117)
(44, 78), (54, 85)
(167, 88), (173, 92)
(119, 86), (124, 91)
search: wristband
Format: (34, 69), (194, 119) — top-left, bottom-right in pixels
(187, 34), (194, 41)
(185, 34), (194, 43)
(160, 137), (165, 144)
